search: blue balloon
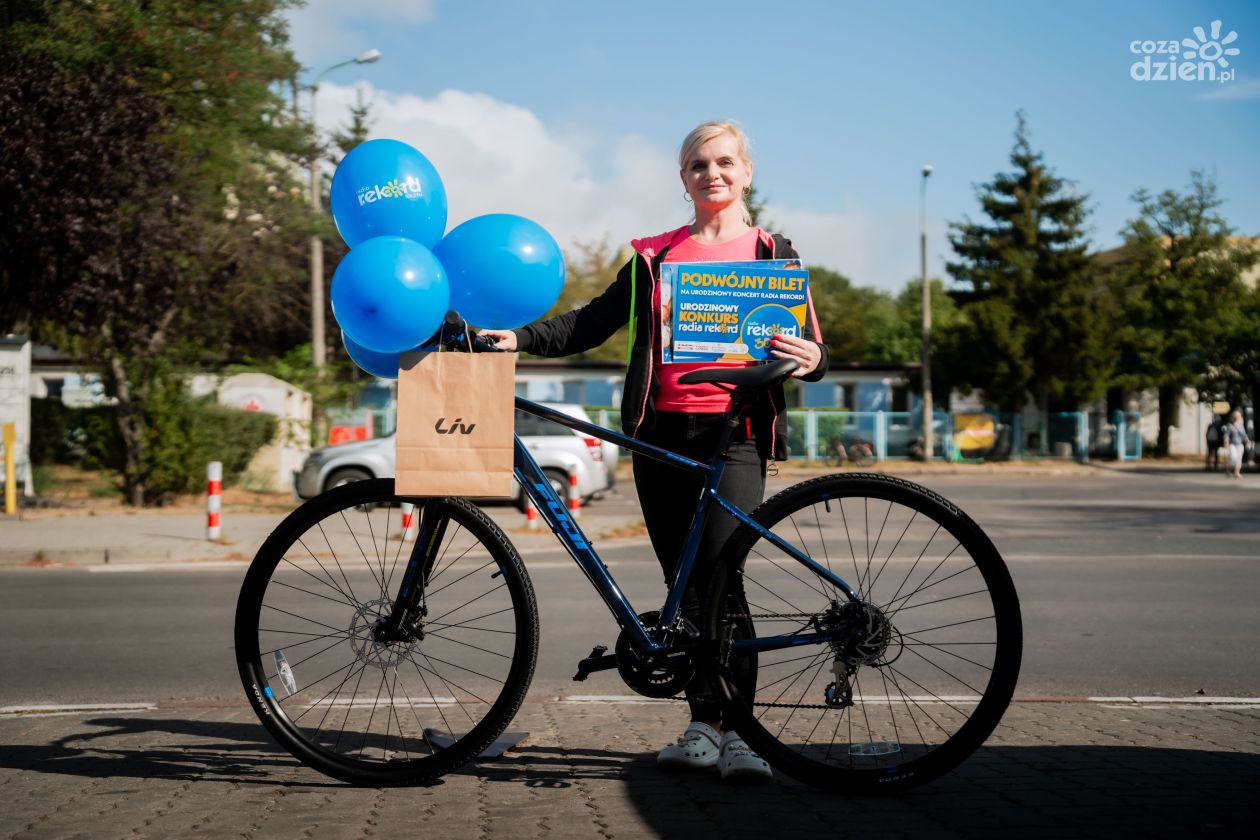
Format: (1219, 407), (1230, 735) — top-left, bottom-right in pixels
(433, 214), (565, 329)
(341, 331), (413, 379)
(330, 236), (450, 354)
(330, 139), (447, 249)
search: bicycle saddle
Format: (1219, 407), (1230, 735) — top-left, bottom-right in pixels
(676, 358), (799, 389)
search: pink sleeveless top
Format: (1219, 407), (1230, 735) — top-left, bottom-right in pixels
(655, 228), (759, 412)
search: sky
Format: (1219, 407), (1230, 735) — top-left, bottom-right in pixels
(287, 0), (1260, 293)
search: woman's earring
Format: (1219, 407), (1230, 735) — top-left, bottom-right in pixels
(683, 191), (693, 203)
(743, 185), (752, 196)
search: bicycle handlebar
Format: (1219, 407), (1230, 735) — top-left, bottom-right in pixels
(429, 310), (503, 353)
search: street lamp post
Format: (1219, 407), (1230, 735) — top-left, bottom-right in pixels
(307, 49), (381, 371)
(920, 164), (934, 462)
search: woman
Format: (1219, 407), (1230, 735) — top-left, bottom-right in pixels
(1222, 410), (1250, 478)
(481, 121), (829, 780)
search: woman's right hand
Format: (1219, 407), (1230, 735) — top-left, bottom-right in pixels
(477, 329), (518, 351)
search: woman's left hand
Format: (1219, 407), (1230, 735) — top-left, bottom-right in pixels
(769, 333), (822, 378)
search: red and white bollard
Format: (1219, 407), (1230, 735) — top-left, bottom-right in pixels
(523, 493), (539, 530)
(400, 503), (416, 539)
(567, 466), (581, 519)
(206, 461), (222, 540)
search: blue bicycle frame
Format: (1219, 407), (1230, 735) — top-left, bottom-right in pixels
(511, 396), (861, 657)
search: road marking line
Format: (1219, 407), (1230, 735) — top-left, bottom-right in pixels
(0, 702), (157, 716)
(1087, 696), (1260, 704)
(87, 561), (249, 573)
(557, 694), (1260, 706)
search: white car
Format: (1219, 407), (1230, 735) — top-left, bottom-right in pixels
(293, 403), (617, 507)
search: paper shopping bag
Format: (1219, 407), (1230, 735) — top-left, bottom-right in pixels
(395, 351), (516, 497)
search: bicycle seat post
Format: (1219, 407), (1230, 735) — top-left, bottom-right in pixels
(714, 386), (752, 460)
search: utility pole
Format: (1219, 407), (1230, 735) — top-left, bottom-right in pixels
(306, 49), (381, 371)
(920, 164), (934, 461)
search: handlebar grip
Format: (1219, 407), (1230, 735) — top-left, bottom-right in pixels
(435, 310), (504, 353)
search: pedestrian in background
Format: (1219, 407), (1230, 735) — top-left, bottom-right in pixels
(1205, 414), (1225, 471)
(1221, 410), (1250, 478)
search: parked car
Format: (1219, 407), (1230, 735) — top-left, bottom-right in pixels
(293, 403), (617, 508)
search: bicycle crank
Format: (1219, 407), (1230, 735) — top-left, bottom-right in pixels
(615, 611), (695, 699)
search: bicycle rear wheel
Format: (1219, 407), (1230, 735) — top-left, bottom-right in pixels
(235, 479), (538, 785)
(702, 474), (1021, 792)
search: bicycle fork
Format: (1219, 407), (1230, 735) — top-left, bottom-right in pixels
(373, 503), (449, 644)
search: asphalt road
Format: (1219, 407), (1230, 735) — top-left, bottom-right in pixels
(1, 469), (1257, 707)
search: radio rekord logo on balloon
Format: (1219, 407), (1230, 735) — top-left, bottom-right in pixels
(1129, 19), (1241, 83)
(355, 176), (425, 206)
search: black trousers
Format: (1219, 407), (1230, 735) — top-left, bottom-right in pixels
(632, 411), (764, 725)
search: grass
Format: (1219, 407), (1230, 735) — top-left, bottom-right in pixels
(32, 464), (122, 503)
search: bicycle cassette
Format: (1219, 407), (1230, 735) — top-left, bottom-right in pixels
(615, 611), (695, 699)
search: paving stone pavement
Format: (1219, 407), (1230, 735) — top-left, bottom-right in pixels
(1, 700), (1256, 839)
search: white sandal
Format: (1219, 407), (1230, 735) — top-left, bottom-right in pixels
(656, 721), (721, 769)
(718, 730), (773, 781)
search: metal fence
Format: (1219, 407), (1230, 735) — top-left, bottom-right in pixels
(592, 407), (1095, 463)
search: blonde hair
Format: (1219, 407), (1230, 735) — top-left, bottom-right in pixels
(678, 120), (754, 225)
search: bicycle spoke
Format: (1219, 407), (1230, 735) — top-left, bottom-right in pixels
(423, 630), (513, 659)
(709, 475), (1018, 790)
(338, 507), (386, 601)
(241, 488), (537, 778)
(315, 520), (362, 607)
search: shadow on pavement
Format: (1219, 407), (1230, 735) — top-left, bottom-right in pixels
(1, 716), (342, 788)
(484, 743), (1255, 836)
(2, 715), (1252, 835)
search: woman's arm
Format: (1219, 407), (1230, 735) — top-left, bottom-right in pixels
(482, 257), (636, 357)
(770, 239), (830, 380)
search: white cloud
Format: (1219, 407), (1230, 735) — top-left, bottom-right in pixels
(759, 204), (904, 289)
(1197, 78), (1260, 101)
(316, 82), (912, 290)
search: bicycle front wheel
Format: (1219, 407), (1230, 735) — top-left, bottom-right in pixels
(235, 479), (538, 785)
(702, 474), (1021, 793)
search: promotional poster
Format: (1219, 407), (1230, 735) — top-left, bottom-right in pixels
(660, 260), (809, 363)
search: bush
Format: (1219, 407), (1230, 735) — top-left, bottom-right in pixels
(30, 390), (277, 502)
(29, 398), (117, 465)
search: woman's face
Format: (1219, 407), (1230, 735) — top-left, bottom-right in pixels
(680, 133), (753, 211)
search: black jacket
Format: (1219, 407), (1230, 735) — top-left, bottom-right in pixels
(511, 226), (830, 460)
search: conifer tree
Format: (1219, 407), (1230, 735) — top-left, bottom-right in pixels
(943, 112), (1110, 424)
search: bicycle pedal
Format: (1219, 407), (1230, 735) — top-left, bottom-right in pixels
(572, 645), (616, 681)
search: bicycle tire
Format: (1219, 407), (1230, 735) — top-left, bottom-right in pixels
(235, 479), (539, 785)
(701, 473), (1021, 793)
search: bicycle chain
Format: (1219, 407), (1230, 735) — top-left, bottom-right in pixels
(726, 612), (816, 620)
(690, 612), (840, 709)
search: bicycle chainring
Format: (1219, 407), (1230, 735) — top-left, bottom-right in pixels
(615, 611), (695, 699)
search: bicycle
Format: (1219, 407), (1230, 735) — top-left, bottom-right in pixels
(234, 314), (1022, 793)
(825, 435), (876, 467)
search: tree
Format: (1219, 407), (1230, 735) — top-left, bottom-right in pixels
(746, 183), (772, 231)
(1204, 279), (1260, 417)
(864, 277), (962, 364)
(1108, 173), (1259, 454)
(944, 112), (1110, 420)
(330, 88), (374, 164)
(0, 2), (315, 504)
(802, 267), (893, 363)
